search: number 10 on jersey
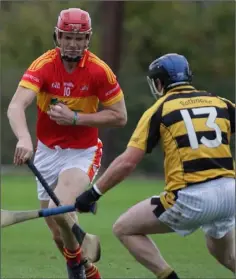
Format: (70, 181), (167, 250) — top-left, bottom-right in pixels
(64, 86), (71, 97)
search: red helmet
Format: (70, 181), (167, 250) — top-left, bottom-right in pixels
(54, 8), (92, 62)
(56, 8), (92, 33)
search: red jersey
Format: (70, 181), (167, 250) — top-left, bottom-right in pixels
(19, 48), (124, 149)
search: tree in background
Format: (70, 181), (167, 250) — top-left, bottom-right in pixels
(99, 1), (125, 170)
(1, 1), (235, 172)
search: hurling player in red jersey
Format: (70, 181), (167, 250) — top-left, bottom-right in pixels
(7, 8), (127, 279)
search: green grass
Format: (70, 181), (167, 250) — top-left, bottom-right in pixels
(1, 174), (233, 278)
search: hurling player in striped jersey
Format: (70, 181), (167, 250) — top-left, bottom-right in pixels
(75, 53), (235, 279)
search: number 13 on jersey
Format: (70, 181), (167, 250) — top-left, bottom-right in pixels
(180, 107), (222, 150)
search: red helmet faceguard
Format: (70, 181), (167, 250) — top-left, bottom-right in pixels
(54, 8), (92, 62)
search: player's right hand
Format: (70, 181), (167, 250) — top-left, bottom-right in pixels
(14, 137), (33, 165)
(75, 186), (101, 213)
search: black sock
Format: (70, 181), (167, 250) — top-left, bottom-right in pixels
(165, 271), (180, 279)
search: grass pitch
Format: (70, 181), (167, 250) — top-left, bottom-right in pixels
(1, 174), (233, 278)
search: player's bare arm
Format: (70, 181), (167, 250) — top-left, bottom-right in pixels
(47, 98), (127, 128)
(77, 98), (127, 127)
(74, 147), (145, 212)
(7, 86), (36, 165)
(95, 146), (144, 193)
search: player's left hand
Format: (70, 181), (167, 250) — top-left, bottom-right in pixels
(75, 186), (102, 213)
(47, 103), (75, 125)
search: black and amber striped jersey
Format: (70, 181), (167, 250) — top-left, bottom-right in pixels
(128, 85), (235, 197)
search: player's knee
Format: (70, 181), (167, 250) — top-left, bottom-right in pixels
(112, 221), (122, 238)
(112, 218), (126, 238)
(53, 211), (76, 226)
(226, 253), (235, 272)
(220, 253), (235, 270)
(207, 241), (235, 271)
(217, 253), (235, 271)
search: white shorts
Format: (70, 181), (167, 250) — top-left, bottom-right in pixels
(156, 177), (235, 239)
(33, 140), (103, 200)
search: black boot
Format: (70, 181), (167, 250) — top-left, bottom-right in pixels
(66, 262), (86, 279)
